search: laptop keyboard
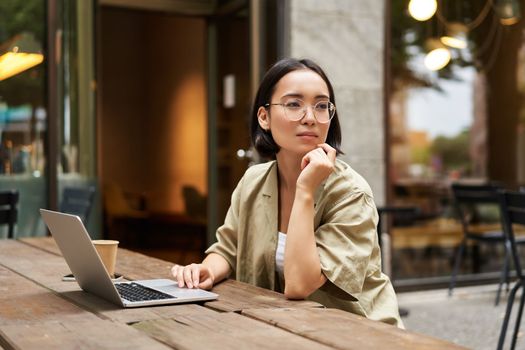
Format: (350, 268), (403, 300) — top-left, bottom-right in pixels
(116, 282), (175, 302)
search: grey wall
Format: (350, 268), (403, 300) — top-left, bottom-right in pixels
(285, 0), (386, 205)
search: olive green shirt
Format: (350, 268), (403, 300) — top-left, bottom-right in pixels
(206, 159), (403, 328)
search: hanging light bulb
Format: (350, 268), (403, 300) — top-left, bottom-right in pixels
(440, 22), (468, 49)
(424, 39), (451, 71)
(408, 0), (438, 21)
(497, 0), (521, 25)
(0, 32), (44, 81)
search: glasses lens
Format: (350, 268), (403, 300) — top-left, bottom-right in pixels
(281, 99), (335, 123)
(314, 101), (335, 123)
(282, 99), (305, 121)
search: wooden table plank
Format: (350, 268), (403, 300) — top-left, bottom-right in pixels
(1, 238), (466, 350)
(208, 279), (322, 312)
(0, 265), (169, 349)
(19, 236), (61, 255)
(0, 265), (100, 325)
(20, 237), (324, 311)
(20, 237), (175, 281)
(242, 308), (467, 350)
(0, 320), (170, 350)
(133, 311), (333, 350)
(0, 240), (215, 324)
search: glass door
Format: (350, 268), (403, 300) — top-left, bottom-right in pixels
(55, 0), (99, 235)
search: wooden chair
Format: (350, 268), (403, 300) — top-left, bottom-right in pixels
(60, 186), (96, 224)
(0, 190), (19, 239)
(448, 183), (524, 305)
(497, 190), (525, 350)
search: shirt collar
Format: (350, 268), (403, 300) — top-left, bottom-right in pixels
(261, 160), (326, 207)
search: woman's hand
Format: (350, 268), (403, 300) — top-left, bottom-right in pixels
(297, 143), (336, 195)
(171, 263), (215, 290)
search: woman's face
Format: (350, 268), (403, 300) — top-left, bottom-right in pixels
(258, 69), (332, 157)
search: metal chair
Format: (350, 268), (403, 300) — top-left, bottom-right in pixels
(60, 186), (96, 223)
(497, 190), (525, 350)
(0, 190), (19, 239)
(448, 183), (523, 305)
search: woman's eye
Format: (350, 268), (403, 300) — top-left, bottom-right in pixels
(316, 102), (330, 110)
(284, 101), (302, 109)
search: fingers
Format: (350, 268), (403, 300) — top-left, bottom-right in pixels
(191, 265), (200, 287)
(183, 266), (194, 288)
(303, 144), (335, 169)
(171, 264), (201, 289)
(171, 264), (185, 287)
(301, 153), (311, 170)
(317, 143), (336, 163)
(297, 144), (336, 193)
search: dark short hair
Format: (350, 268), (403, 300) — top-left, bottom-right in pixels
(250, 58), (343, 159)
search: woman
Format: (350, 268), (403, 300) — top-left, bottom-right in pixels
(172, 58), (403, 327)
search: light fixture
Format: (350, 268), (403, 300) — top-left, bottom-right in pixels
(408, 0), (438, 21)
(440, 22), (469, 49)
(424, 39), (451, 71)
(0, 32), (44, 82)
(497, 0), (521, 25)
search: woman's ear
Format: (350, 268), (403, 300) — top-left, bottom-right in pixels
(257, 106), (270, 131)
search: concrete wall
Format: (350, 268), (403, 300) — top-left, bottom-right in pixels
(285, 0), (386, 205)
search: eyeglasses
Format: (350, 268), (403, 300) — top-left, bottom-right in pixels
(264, 98), (336, 124)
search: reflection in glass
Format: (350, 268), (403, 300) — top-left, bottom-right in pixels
(388, 0), (524, 286)
(0, 0), (47, 237)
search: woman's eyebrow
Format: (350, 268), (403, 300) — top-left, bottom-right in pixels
(281, 93), (303, 98)
(281, 93), (330, 99)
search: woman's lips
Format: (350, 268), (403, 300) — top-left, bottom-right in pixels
(297, 132), (317, 138)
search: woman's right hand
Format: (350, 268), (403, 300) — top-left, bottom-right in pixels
(171, 263), (215, 290)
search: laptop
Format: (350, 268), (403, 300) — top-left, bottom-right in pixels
(40, 209), (218, 307)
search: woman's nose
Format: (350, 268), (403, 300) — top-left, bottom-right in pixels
(301, 106), (316, 124)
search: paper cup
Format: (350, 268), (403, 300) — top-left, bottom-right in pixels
(92, 240), (119, 278)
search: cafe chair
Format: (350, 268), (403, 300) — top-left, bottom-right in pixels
(0, 189), (19, 239)
(448, 183), (525, 305)
(497, 190), (525, 350)
(60, 186), (96, 224)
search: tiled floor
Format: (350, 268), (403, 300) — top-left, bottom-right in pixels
(398, 284), (524, 349)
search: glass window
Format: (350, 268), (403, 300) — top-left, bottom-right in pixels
(0, 0), (47, 237)
(389, 0), (525, 286)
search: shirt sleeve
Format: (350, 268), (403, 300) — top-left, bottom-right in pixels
(204, 176), (244, 273)
(316, 191), (379, 300)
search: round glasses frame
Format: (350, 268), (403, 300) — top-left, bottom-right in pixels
(264, 99), (336, 124)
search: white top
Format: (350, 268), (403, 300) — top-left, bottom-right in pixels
(275, 231), (286, 278)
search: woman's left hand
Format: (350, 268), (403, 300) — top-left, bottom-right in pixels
(296, 143), (336, 195)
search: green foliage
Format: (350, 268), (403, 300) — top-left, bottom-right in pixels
(0, 0), (45, 43)
(390, 0), (493, 91)
(411, 146), (431, 164)
(431, 129), (471, 172)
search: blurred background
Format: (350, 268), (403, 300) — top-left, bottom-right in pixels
(1, 0), (524, 293)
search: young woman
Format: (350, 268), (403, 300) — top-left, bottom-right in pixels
(172, 58), (403, 327)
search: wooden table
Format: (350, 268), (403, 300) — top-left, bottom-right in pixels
(0, 238), (465, 349)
